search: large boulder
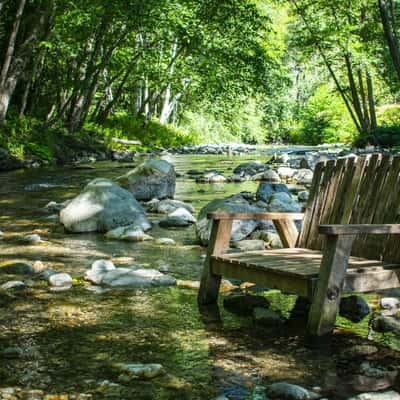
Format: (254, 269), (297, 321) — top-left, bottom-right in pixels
(116, 158), (175, 200)
(256, 183), (290, 202)
(60, 178), (150, 233)
(195, 194), (263, 245)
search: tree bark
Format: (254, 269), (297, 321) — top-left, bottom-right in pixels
(378, 0), (400, 82)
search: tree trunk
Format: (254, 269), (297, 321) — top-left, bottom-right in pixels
(378, 0), (400, 82)
(366, 69), (377, 130)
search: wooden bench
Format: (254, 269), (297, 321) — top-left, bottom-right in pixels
(198, 154), (400, 340)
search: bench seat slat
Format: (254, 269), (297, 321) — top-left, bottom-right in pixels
(211, 248), (400, 298)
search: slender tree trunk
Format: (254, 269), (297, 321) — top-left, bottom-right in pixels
(366, 69), (377, 130)
(378, 0), (400, 82)
(0, 0), (26, 124)
(357, 69), (370, 129)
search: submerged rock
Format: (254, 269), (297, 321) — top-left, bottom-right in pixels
(0, 261), (33, 275)
(347, 391), (400, 400)
(60, 178), (150, 233)
(86, 266), (176, 288)
(155, 237), (176, 245)
(1, 281), (26, 290)
(105, 226), (153, 242)
(116, 158), (176, 200)
(113, 363), (164, 381)
(266, 382), (319, 400)
(85, 259), (116, 284)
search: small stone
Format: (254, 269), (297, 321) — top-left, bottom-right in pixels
(168, 207), (196, 223)
(32, 261), (46, 274)
(48, 273), (73, 288)
(1, 281), (26, 290)
(23, 234), (42, 244)
(155, 237), (176, 245)
(113, 363), (164, 381)
(159, 217), (191, 228)
(1, 346), (23, 358)
(371, 314), (400, 333)
(85, 260), (116, 284)
(339, 295), (370, 322)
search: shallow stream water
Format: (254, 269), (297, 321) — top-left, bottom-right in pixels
(0, 153), (400, 399)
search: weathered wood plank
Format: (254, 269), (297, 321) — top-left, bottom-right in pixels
(207, 212), (304, 221)
(273, 218), (299, 248)
(298, 161), (326, 248)
(319, 224), (400, 235)
(307, 234), (355, 337)
(198, 219), (233, 304)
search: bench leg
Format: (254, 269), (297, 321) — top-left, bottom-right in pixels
(307, 234), (355, 340)
(198, 219), (232, 305)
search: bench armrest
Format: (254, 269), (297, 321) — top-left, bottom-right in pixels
(207, 212), (304, 221)
(319, 224), (400, 235)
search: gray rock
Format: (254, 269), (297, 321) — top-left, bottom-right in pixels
(147, 199), (194, 214)
(196, 195), (263, 245)
(1, 281), (26, 290)
(277, 167), (296, 179)
(85, 259), (116, 284)
(293, 169), (313, 184)
(60, 178), (150, 233)
(48, 273), (73, 288)
(267, 192), (301, 213)
(159, 216), (191, 228)
(105, 226), (153, 241)
(256, 183), (290, 202)
(168, 207), (196, 222)
(233, 161), (263, 175)
(253, 307), (283, 326)
(232, 240), (265, 251)
(266, 382), (319, 400)
(101, 268), (176, 288)
(1, 346), (23, 358)
(262, 170), (281, 182)
(339, 295), (370, 322)
(347, 391), (400, 400)
(113, 363), (164, 381)
(116, 158), (176, 200)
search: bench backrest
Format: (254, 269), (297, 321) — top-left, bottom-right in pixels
(298, 154), (400, 262)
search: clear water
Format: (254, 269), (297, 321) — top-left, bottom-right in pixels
(0, 153), (399, 399)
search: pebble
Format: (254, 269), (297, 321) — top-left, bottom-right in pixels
(32, 261), (46, 274)
(266, 382), (319, 400)
(113, 363), (164, 381)
(155, 237), (176, 245)
(1, 281), (25, 290)
(380, 297), (400, 311)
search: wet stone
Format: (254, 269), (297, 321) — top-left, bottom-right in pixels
(380, 297), (400, 311)
(113, 363), (164, 381)
(347, 391), (400, 400)
(155, 237), (176, 245)
(266, 382), (319, 400)
(231, 240), (265, 252)
(48, 273), (73, 289)
(339, 295), (370, 322)
(1, 281), (25, 291)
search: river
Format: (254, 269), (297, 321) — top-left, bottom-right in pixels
(0, 153), (399, 399)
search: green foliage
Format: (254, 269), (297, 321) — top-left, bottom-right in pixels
(93, 114), (198, 149)
(377, 104), (400, 127)
(292, 85), (356, 144)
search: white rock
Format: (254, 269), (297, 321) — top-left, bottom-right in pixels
(1, 281), (25, 290)
(380, 297), (400, 311)
(113, 363), (164, 381)
(155, 238), (176, 245)
(168, 207), (196, 223)
(48, 273), (72, 288)
(347, 391), (400, 400)
(277, 167), (296, 179)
